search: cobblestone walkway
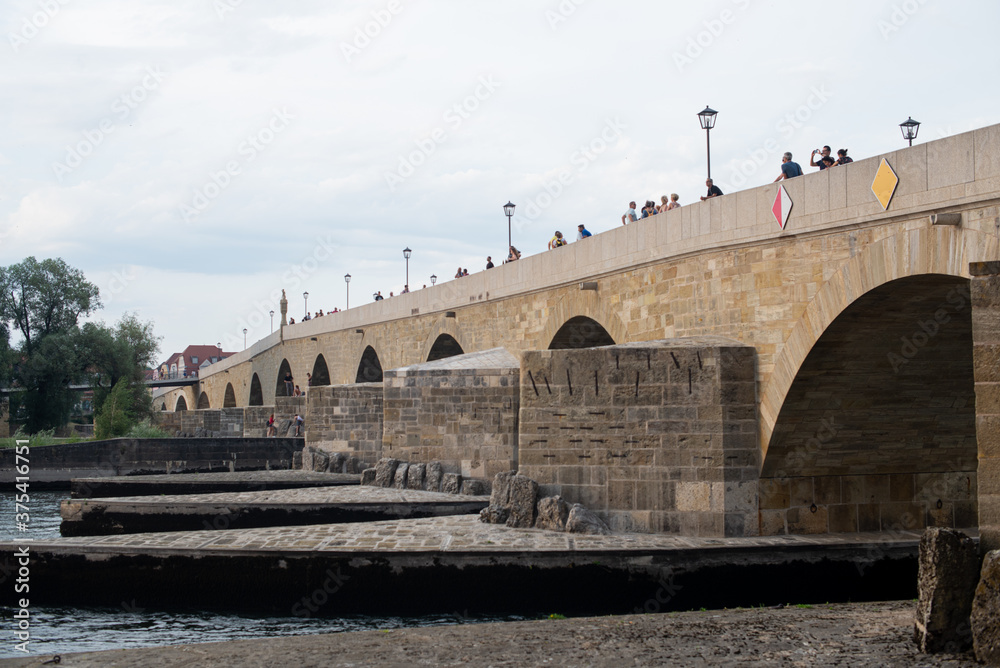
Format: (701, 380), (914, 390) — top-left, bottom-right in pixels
(73, 470), (360, 485)
(72, 485), (485, 506)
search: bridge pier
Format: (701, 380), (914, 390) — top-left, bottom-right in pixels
(972, 261), (1000, 552)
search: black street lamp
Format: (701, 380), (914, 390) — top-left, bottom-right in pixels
(900, 117), (920, 147)
(431, 274), (437, 286)
(503, 201), (515, 252)
(403, 247), (411, 290)
(697, 106), (718, 180)
(344, 273), (351, 310)
(243, 328), (247, 350)
(303, 291), (309, 317)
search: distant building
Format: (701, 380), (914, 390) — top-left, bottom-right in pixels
(158, 345), (234, 380)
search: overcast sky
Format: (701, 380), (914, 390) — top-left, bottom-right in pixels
(1, 0), (998, 361)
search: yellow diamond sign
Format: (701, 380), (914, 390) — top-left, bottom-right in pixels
(871, 158), (899, 210)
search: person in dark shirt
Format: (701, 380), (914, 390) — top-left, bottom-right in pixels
(486, 256), (494, 269)
(810, 145), (832, 170)
(774, 152), (803, 182)
(700, 178), (723, 201)
(834, 149), (853, 166)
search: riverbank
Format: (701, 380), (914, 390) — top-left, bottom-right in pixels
(0, 601), (976, 667)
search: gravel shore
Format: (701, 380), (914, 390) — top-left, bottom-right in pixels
(0, 600), (977, 667)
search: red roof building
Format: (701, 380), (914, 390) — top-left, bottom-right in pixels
(158, 345), (234, 379)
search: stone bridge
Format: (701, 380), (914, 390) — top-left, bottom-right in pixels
(155, 124), (1000, 545)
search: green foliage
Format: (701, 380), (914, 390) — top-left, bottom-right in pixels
(82, 313), (160, 423)
(94, 378), (133, 439)
(126, 420), (171, 439)
(0, 427), (59, 449)
(547, 613), (566, 620)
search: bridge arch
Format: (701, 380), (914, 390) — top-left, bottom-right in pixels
(275, 359), (292, 397)
(427, 334), (464, 361)
(223, 383), (237, 408)
(160, 402), (167, 411)
(197, 391), (211, 410)
(311, 354), (331, 386)
(175, 396), (187, 411)
(537, 292), (627, 352)
(760, 226), (996, 461)
(249, 373), (264, 406)
(356, 345), (383, 383)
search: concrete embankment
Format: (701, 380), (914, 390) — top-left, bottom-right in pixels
(0, 516), (949, 617)
(59, 486), (487, 536)
(0, 438), (302, 488)
(69, 470), (357, 498)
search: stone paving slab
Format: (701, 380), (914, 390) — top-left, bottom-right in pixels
(71, 470), (360, 498)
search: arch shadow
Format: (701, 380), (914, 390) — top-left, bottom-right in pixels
(427, 334), (464, 362)
(223, 383), (237, 408)
(356, 346), (383, 383)
(175, 396), (188, 412)
(249, 373), (264, 406)
(549, 316), (616, 349)
(276, 359), (293, 397)
(312, 354), (331, 386)
(197, 392), (211, 410)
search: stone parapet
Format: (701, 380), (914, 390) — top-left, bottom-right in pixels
(519, 338), (759, 536)
(305, 383), (384, 459)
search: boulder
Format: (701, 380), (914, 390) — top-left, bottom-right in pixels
(279, 419), (292, 436)
(442, 472), (462, 494)
(972, 549), (1000, 665)
(424, 462), (444, 492)
(914, 527), (980, 653)
(360, 468), (376, 486)
(506, 475), (539, 529)
(565, 504), (611, 535)
(310, 448), (330, 473)
(461, 479), (490, 496)
(346, 457), (363, 474)
(374, 458), (400, 487)
(393, 462), (410, 489)
(480, 471), (515, 525)
(327, 452), (347, 474)
(406, 463), (426, 490)
(535, 496), (570, 531)
(479, 505), (509, 524)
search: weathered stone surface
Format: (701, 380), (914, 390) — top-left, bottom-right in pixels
(506, 475), (539, 528)
(346, 457), (363, 475)
(374, 459), (400, 488)
(972, 549), (1000, 665)
(393, 463), (409, 489)
(479, 505), (509, 524)
(425, 462), (444, 492)
(327, 452), (347, 474)
(535, 496), (570, 531)
(360, 468), (376, 486)
(442, 472), (462, 495)
(310, 449), (330, 473)
(292, 452), (302, 469)
(460, 479), (490, 496)
(406, 463), (426, 490)
(914, 527), (980, 653)
(565, 504), (611, 535)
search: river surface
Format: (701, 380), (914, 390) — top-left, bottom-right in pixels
(0, 490), (523, 659)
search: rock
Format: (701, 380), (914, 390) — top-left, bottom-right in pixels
(914, 527), (980, 653)
(442, 472), (463, 494)
(406, 463), (426, 490)
(424, 462), (444, 492)
(346, 457), (363, 474)
(565, 504), (611, 535)
(479, 505), (509, 524)
(506, 475), (539, 529)
(972, 549), (1000, 664)
(360, 468), (376, 486)
(480, 472), (515, 524)
(292, 451), (302, 469)
(393, 463), (410, 489)
(194, 427), (207, 438)
(310, 449), (330, 473)
(374, 458), (400, 487)
(279, 419), (292, 436)
(535, 496), (570, 531)
(461, 479), (490, 496)
(327, 452), (347, 474)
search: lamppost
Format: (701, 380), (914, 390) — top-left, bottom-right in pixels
(303, 291), (309, 317)
(269, 310), (274, 333)
(345, 273), (351, 310)
(431, 274), (437, 286)
(900, 117), (920, 147)
(503, 201), (515, 252)
(403, 247), (411, 289)
(243, 328), (247, 350)
(697, 106), (718, 180)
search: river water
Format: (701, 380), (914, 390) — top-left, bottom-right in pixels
(0, 490), (523, 659)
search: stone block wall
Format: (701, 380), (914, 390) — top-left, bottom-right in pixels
(519, 338), (760, 537)
(242, 406), (274, 437)
(972, 261), (1000, 552)
(382, 348), (520, 479)
(306, 383), (384, 459)
(758, 472), (978, 535)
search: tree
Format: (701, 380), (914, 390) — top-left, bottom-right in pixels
(82, 313), (161, 425)
(93, 378), (133, 440)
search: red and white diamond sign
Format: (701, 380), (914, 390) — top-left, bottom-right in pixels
(772, 184), (792, 230)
